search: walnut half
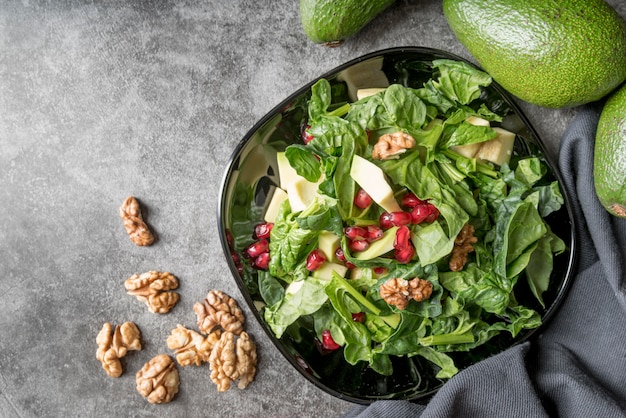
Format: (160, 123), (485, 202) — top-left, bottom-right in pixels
(96, 322), (142, 377)
(136, 354), (180, 404)
(372, 132), (416, 160)
(208, 331), (257, 392)
(124, 271), (180, 314)
(193, 290), (245, 335)
(166, 324), (221, 367)
(119, 196), (155, 246)
(380, 277), (433, 310)
(449, 224), (478, 272)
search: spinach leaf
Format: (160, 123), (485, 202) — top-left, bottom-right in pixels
(258, 270), (285, 306)
(268, 201), (318, 283)
(431, 59), (493, 105)
(285, 144), (322, 183)
(264, 277), (330, 339)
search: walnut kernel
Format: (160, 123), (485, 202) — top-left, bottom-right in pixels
(136, 354), (180, 404)
(194, 290), (244, 335)
(119, 196), (155, 246)
(96, 322), (142, 377)
(166, 324), (221, 367)
(124, 271), (180, 314)
(372, 132), (416, 160)
(449, 224), (478, 272)
(380, 277), (433, 310)
(208, 331), (257, 392)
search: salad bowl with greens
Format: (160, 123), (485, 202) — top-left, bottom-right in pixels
(218, 47), (575, 403)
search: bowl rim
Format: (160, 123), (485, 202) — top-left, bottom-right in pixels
(217, 46), (578, 404)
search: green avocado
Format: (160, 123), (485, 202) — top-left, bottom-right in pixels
(594, 83), (626, 219)
(443, 0), (626, 108)
(300, 0), (395, 46)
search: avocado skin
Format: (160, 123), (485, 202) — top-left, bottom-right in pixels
(300, 0), (395, 46)
(594, 83), (626, 219)
(443, 0), (626, 108)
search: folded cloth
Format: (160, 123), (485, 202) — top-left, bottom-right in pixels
(344, 103), (626, 418)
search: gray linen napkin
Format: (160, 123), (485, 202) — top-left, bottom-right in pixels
(344, 103), (626, 418)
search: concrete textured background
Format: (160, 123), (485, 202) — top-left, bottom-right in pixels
(1, 1), (625, 417)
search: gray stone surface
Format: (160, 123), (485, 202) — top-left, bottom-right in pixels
(1, 1), (625, 417)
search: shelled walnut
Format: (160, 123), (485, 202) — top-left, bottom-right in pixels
(380, 277), (433, 310)
(119, 196), (155, 246)
(136, 354), (180, 404)
(208, 331), (257, 392)
(193, 290), (244, 335)
(166, 324), (221, 367)
(372, 132), (416, 160)
(124, 271), (180, 314)
(96, 322), (142, 377)
(449, 224), (478, 272)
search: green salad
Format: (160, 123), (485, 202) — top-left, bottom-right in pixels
(240, 59), (566, 379)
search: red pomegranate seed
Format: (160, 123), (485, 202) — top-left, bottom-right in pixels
(395, 246), (415, 264)
(253, 222), (273, 240)
(230, 250), (241, 264)
(352, 312), (366, 323)
(335, 247), (346, 262)
(379, 212), (393, 229)
(411, 204), (432, 224)
(394, 225), (412, 250)
(425, 205), (440, 223)
(335, 247), (356, 269)
(373, 266), (388, 276)
(226, 229), (234, 249)
(345, 226), (368, 241)
(366, 225), (383, 242)
(401, 192), (424, 208)
(389, 211), (412, 227)
(411, 203), (439, 224)
(302, 124), (314, 144)
(306, 249), (326, 271)
(348, 239), (370, 252)
(245, 239), (269, 258)
(354, 189), (373, 209)
(253, 252), (271, 269)
(321, 330), (341, 351)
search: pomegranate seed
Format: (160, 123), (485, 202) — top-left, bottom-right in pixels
(230, 250), (241, 264)
(226, 229), (234, 249)
(373, 266), (388, 276)
(306, 249), (326, 271)
(245, 239), (269, 258)
(335, 247), (346, 262)
(366, 225), (383, 242)
(348, 239), (370, 252)
(321, 330), (341, 351)
(253, 252), (271, 269)
(253, 222), (273, 240)
(335, 247), (356, 268)
(352, 312), (366, 323)
(354, 189), (373, 209)
(401, 192), (424, 208)
(411, 204), (432, 224)
(394, 225), (412, 250)
(345, 226), (368, 241)
(389, 211), (412, 227)
(379, 212), (394, 229)
(302, 124), (314, 144)
(425, 205), (440, 223)
(411, 203), (439, 224)
(395, 246), (415, 264)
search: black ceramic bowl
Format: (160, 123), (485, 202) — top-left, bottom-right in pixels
(218, 47), (576, 404)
